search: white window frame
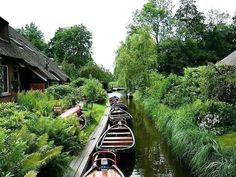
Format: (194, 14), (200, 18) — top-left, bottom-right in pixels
(0, 65), (9, 95)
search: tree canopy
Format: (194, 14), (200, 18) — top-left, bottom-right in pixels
(115, 0), (236, 87)
(48, 25), (93, 68)
(17, 23), (47, 52)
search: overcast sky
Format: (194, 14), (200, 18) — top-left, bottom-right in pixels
(1, 0), (236, 71)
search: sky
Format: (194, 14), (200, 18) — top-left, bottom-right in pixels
(1, 0), (236, 72)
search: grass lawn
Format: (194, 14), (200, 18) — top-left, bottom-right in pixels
(80, 103), (107, 143)
(218, 132), (236, 150)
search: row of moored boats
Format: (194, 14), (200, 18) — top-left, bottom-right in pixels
(83, 96), (135, 177)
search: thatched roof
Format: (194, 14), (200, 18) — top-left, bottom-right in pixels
(0, 17), (69, 82)
(217, 50), (236, 66)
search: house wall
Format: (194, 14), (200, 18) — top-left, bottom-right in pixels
(0, 58), (47, 102)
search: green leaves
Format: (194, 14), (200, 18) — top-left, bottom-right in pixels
(17, 23), (47, 52)
(115, 27), (156, 91)
(48, 25), (92, 70)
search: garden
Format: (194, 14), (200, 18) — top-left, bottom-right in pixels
(0, 78), (107, 177)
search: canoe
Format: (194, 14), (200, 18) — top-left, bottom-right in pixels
(109, 107), (132, 127)
(96, 122), (135, 153)
(59, 105), (86, 130)
(82, 151), (125, 177)
(60, 105), (81, 118)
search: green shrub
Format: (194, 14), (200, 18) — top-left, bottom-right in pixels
(47, 84), (81, 107)
(17, 91), (63, 116)
(79, 79), (107, 105)
(27, 115), (81, 154)
(70, 77), (86, 88)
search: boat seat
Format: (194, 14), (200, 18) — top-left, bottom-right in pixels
(103, 140), (133, 144)
(110, 127), (129, 130)
(107, 132), (131, 135)
(104, 137), (133, 140)
(101, 145), (130, 148)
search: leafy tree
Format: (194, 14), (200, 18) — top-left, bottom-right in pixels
(175, 0), (205, 39)
(130, 0), (173, 44)
(114, 28), (156, 91)
(79, 61), (113, 87)
(16, 23), (47, 52)
(48, 25), (92, 68)
(79, 79), (106, 108)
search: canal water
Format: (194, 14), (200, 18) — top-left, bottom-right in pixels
(115, 93), (193, 177)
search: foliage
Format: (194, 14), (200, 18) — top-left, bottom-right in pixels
(16, 23), (47, 52)
(70, 77), (86, 88)
(0, 125), (63, 177)
(0, 89), (85, 176)
(46, 84), (81, 107)
(80, 103), (106, 142)
(48, 25), (92, 68)
(175, 0), (205, 39)
(130, 0), (173, 43)
(27, 115), (81, 154)
(79, 61), (114, 88)
(119, 0), (236, 76)
(16, 90), (65, 116)
(79, 79), (107, 106)
(115, 27), (156, 91)
(135, 64), (236, 176)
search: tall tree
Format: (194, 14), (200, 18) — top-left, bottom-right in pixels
(48, 25), (93, 68)
(175, 0), (205, 40)
(115, 28), (156, 91)
(17, 23), (47, 52)
(130, 0), (173, 44)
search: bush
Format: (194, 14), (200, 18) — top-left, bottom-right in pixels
(17, 90), (64, 116)
(27, 115), (81, 154)
(47, 85), (81, 107)
(70, 77), (86, 88)
(79, 79), (107, 105)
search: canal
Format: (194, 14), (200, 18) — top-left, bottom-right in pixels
(117, 94), (193, 177)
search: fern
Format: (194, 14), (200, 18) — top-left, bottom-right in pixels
(22, 153), (41, 171)
(41, 146), (62, 165)
(24, 171), (37, 177)
(37, 134), (48, 150)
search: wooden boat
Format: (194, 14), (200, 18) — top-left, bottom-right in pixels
(111, 103), (128, 111)
(82, 151), (125, 177)
(109, 107), (132, 127)
(96, 122), (135, 153)
(60, 105), (86, 130)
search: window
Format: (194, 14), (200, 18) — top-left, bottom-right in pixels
(0, 65), (9, 93)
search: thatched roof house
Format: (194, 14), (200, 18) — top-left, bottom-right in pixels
(217, 50), (236, 65)
(0, 17), (69, 101)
